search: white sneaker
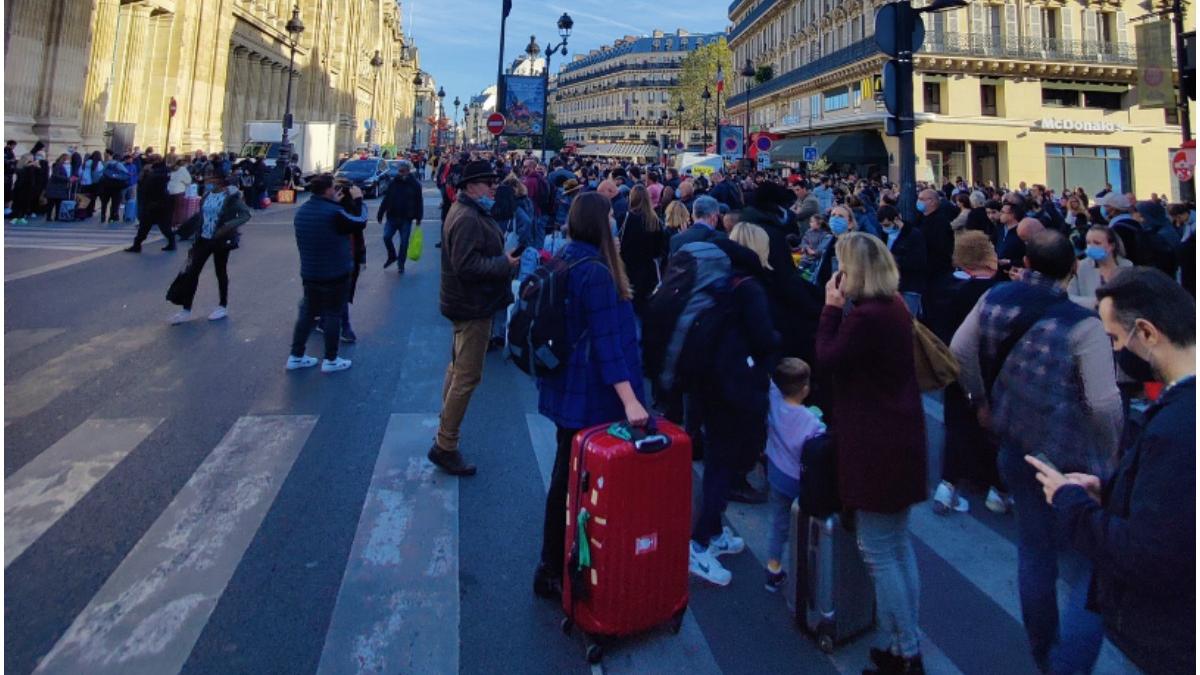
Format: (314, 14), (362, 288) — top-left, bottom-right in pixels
(986, 487), (1014, 515)
(286, 355), (319, 370)
(689, 542), (732, 586)
(321, 357), (352, 373)
(169, 309), (192, 325)
(932, 481), (969, 515)
(708, 526), (745, 557)
(208, 306), (228, 321)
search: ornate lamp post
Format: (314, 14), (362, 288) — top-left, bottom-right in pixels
(452, 95), (461, 149)
(740, 58), (755, 164)
(276, 6), (304, 188)
(700, 85), (711, 150)
(365, 49), (384, 149)
(436, 86), (446, 151)
(410, 71), (424, 152)
(532, 12), (573, 162)
(676, 101), (685, 153)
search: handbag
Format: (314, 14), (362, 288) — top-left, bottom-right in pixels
(912, 317), (959, 392)
(276, 188), (296, 204)
(166, 250), (198, 306)
(407, 225), (424, 262)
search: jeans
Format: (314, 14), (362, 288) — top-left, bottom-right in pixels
(383, 218), (414, 268)
(999, 448), (1104, 674)
(856, 508), (922, 658)
(436, 318), (491, 452)
(766, 487), (795, 565)
(290, 276), (350, 360)
(540, 425), (579, 575)
(178, 237), (229, 311)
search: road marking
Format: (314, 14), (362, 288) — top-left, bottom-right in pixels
(317, 414), (459, 675)
(4, 327), (67, 359)
(5, 417), (163, 567)
(33, 415), (316, 675)
(524, 414), (722, 675)
(5, 326), (161, 421)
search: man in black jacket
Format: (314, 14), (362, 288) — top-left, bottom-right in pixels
(1028, 268), (1195, 675)
(378, 160), (424, 273)
(916, 188), (956, 284)
(125, 155), (175, 252)
(708, 170), (744, 211)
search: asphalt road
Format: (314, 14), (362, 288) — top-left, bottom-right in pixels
(4, 184), (1138, 674)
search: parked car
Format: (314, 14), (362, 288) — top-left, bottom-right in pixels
(334, 158), (391, 198)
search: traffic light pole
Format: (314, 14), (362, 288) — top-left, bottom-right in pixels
(1172, 0), (1194, 201)
(896, 2), (917, 225)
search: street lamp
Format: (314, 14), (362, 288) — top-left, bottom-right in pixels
(410, 71), (424, 152)
(700, 85), (711, 150)
(676, 101), (685, 152)
(276, 5), (304, 190)
(533, 12), (573, 162)
(366, 49), (383, 149)
(436, 85), (446, 151)
(453, 96), (461, 149)
(740, 58), (755, 164)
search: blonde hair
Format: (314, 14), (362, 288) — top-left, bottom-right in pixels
(665, 200), (690, 230)
(830, 204), (857, 231)
(502, 174), (527, 197)
(953, 231), (997, 270)
(835, 232), (899, 300)
(730, 222), (773, 270)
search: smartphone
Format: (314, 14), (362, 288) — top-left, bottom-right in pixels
(998, 260), (1014, 273)
(1033, 453), (1060, 474)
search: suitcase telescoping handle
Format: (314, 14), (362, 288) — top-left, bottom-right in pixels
(607, 419), (671, 454)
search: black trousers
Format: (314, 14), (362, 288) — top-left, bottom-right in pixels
(179, 237), (230, 310)
(942, 383), (1004, 490)
(540, 425), (580, 577)
(290, 276), (350, 360)
(133, 206), (175, 246)
(98, 186), (122, 221)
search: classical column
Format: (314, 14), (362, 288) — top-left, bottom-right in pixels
(81, 0), (121, 149)
(142, 12), (175, 152)
(270, 63), (286, 120)
(3, 0), (50, 144)
(114, 3), (151, 124)
(30, 0), (95, 149)
(231, 48), (251, 150)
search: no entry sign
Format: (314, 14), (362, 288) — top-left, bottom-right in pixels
(1173, 145), (1196, 183)
(487, 113), (506, 136)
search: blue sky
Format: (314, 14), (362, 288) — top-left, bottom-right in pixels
(407, 0), (728, 107)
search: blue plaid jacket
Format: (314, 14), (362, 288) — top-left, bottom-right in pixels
(538, 241), (644, 430)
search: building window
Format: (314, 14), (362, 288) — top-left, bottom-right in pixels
(824, 87), (849, 111)
(1045, 144), (1130, 196)
(1042, 87), (1080, 107)
(1099, 12), (1115, 44)
(809, 94), (821, 119)
(852, 81), (863, 107)
(1166, 106), (1180, 124)
(980, 84), (998, 116)
(923, 82), (942, 114)
(1083, 90), (1122, 110)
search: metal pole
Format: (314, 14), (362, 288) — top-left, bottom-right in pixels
(1172, 0), (1194, 201)
(703, 98), (708, 152)
(744, 81), (751, 163)
(497, 2), (509, 124)
(716, 84), (721, 164)
(897, 1), (917, 223)
(541, 49), (552, 162)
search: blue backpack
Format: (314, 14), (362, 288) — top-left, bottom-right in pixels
(101, 161), (129, 185)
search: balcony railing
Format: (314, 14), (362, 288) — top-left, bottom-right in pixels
(727, 32), (1140, 107)
(559, 60), (684, 85)
(558, 118), (678, 130)
(730, 0), (780, 42)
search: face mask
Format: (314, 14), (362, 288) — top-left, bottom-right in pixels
(915, 200), (927, 214)
(1084, 245), (1107, 262)
(477, 195), (495, 212)
(829, 216), (849, 235)
(1117, 326), (1158, 383)
(882, 223), (900, 235)
(1099, 206), (1109, 220)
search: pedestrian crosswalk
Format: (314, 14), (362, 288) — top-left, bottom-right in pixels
(4, 402), (1144, 674)
(4, 220), (157, 251)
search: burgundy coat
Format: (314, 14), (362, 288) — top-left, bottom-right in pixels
(815, 295), (928, 513)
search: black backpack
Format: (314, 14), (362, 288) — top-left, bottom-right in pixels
(798, 433), (840, 518)
(507, 255), (602, 377)
(642, 241), (734, 394)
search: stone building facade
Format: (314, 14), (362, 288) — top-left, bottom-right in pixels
(4, 0), (423, 156)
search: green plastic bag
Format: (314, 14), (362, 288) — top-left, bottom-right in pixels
(407, 225), (423, 262)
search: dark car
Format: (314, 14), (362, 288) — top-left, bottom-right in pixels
(334, 158), (391, 198)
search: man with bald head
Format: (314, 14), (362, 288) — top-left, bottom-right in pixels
(1017, 217), (1046, 243)
(916, 187), (956, 284)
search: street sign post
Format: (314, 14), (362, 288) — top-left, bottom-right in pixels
(802, 146), (818, 163)
(756, 135), (772, 152)
(165, 97), (177, 151)
(486, 112), (506, 136)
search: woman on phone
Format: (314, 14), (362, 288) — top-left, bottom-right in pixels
(816, 232), (927, 674)
(533, 191), (649, 600)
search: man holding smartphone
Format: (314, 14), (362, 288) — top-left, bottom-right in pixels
(431, 160), (521, 476)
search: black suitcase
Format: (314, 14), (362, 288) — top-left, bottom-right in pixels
(785, 501), (875, 653)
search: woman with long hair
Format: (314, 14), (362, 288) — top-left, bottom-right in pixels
(664, 199), (690, 235)
(1065, 195), (1091, 256)
(619, 184), (666, 317)
(533, 191), (649, 601)
(167, 169), (251, 324)
(816, 232), (927, 674)
(44, 154), (72, 221)
(1067, 225), (1131, 310)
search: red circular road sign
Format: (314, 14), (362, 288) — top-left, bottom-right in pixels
(1174, 147), (1195, 183)
(486, 113), (506, 136)
(169, 97), (177, 117)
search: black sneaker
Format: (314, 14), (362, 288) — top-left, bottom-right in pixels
(383, 254), (397, 269)
(340, 329), (357, 344)
(124, 245), (141, 253)
(764, 568), (787, 593)
(427, 444), (476, 476)
(533, 562), (562, 600)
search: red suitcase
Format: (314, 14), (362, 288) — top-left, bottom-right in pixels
(561, 419), (691, 663)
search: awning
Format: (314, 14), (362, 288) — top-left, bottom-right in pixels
(772, 131), (886, 165)
(575, 143), (659, 158)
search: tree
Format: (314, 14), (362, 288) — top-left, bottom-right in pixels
(544, 112), (565, 151)
(669, 38), (733, 133)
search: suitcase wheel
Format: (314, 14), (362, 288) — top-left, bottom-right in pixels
(818, 634), (834, 654)
(585, 643), (603, 664)
(560, 617), (573, 635)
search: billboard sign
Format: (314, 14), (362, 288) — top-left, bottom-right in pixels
(502, 75), (545, 136)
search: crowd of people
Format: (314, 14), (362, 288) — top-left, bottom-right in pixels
(427, 148), (1194, 675)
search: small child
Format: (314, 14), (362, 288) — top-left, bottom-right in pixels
(798, 215), (833, 283)
(764, 358), (827, 592)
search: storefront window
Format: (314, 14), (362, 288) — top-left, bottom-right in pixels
(1045, 144), (1130, 196)
(824, 87), (849, 111)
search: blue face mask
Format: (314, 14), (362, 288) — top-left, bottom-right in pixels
(1084, 245), (1108, 261)
(830, 216), (849, 235)
(477, 196), (496, 212)
(1099, 206), (1109, 220)
(882, 223), (900, 235)
(915, 200), (927, 214)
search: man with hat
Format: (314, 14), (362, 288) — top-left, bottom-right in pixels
(378, 159), (424, 274)
(431, 160), (520, 476)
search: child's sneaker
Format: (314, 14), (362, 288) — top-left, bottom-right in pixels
(689, 541), (731, 586)
(986, 487), (1014, 515)
(708, 526), (745, 557)
(764, 567), (787, 593)
(932, 481), (969, 515)
(321, 357), (352, 373)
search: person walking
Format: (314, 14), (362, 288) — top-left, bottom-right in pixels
(532, 191), (650, 600)
(378, 159), (424, 274)
(286, 174), (367, 372)
(431, 160), (520, 476)
(168, 169), (251, 324)
(816, 232), (927, 674)
(168, 157), (193, 230)
(125, 155), (176, 252)
(950, 231), (1121, 675)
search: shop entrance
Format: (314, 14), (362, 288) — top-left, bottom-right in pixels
(926, 140), (967, 185)
(1045, 144), (1131, 197)
(970, 142), (1000, 187)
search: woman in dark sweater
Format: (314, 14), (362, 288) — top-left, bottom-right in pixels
(816, 232), (927, 675)
(619, 184), (666, 318)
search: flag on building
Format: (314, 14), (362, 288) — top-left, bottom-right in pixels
(1135, 21), (1174, 109)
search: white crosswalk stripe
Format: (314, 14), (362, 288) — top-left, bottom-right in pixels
(33, 415), (316, 675)
(4, 222), (158, 251)
(5, 417), (163, 568)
